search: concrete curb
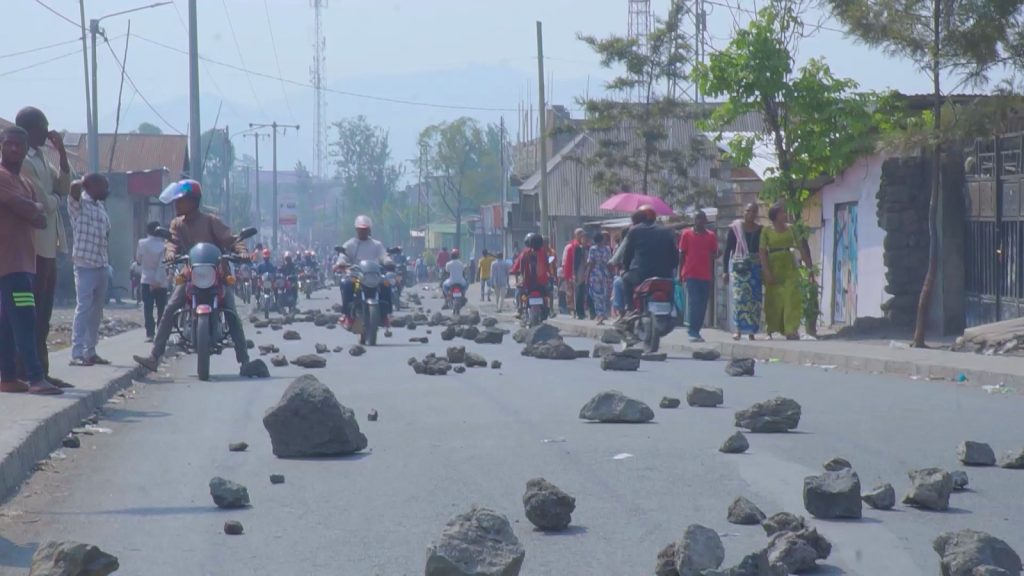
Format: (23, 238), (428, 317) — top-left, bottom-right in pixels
(542, 318), (1024, 392)
(0, 340), (148, 504)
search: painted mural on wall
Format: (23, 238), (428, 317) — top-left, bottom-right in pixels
(832, 202), (858, 325)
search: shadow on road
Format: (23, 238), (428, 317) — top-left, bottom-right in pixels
(102, 408), (172, 424)
(0, 536), (35, 568)
(37, 505), (223, 517)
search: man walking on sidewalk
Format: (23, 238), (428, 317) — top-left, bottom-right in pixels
(68, 174), (112, 366)
(16, 107), (73, 389)
(478, 250), (496, 301)
(0, 126), (62, 395)
(490, 252), (509, 312)
(678, 210), (718, 343)
(137, 221), (168, 342)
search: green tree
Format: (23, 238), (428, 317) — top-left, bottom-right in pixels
(694, 2), (882, 332)
(577, 1), (709, 207)
(827, 0), (1024, 346)
(134, 122), (162, 135)
(330, 116), (403, 235)
(199, 128), (235, 216)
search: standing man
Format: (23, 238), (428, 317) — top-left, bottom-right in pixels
(68, 174), (112, 366)
(436, 247), (450, 284)
(490, 252), (509, 311)
(477, 249), (496, 301)
(136, 221), (169, 342)
(16, 107), (73, 388)
(0, 126), (61, 395)
(563, 228), (589, 319)
(678, 210), (718, 343)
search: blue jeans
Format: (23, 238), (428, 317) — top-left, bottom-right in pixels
(72, 266), (108, 360)
(685, 278), (711, 338)
(0, 272), (42, 382)
(612, 276), (625, 314)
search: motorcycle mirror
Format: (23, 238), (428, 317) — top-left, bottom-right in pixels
(334, 246), (346, 254)
(237, 227), (258, 240)
(153, 227), (173, 241)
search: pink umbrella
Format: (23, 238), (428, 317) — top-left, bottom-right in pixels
(599, 192), (675, 215)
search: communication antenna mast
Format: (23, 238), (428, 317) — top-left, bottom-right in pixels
(310, 0), (327, 179)
(627, 0), (652, 101)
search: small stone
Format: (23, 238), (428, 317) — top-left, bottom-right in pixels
(655, 543), (680, 576)
(62, 435), (81, 449)
(862, 483), (896, 510)
(482, 317), (498, 327)
(271, 324), (282, 331)
(410, 337), (429, 344)
(692, 348), (721, 361)
(209, 476), (250, 508)
(522, 477), (576, 531)
(224, 520), (244, 535)
(246, 339), (255, 349)
(951, 470), (970, 490)
(333, 346), (344, 353)
(958, 441), (996, 466)
(803, 469), (862, 519)
(823, 457), (852, 471)
(761, 512), (805, 536)
(465, 352), (488, 368)
(315, 343), (329, 354)
(240, 359), (271, 378)
(659, 397), (681, 409)
(903, 467), (953, 511)
(933, 529), (1022, 576)
(475, 328), (504, 344)
(600, 352), (641, 371)
(446, 346), (467, 364)
(270, 354), (289, 367)
(765, 531), (819, 574)
(734, 397), (801, 432)
(592, 343), (615, 358)
(30, 541), (119, 576)
(460, 326), (480, 341)
(973, 566), (1013, 576)
(258, 344), (279, 355)
(719, 431), (749, 454)
(579, 390), (654, 423)
(686, 385), (723, 407)
(725, 357), (755, 376)
(453, 366), (467, 374)
(523, 341), (578, 360)
(348, 345), (366, 357)
(228, 442), (248, 452)
(727, 496), (766, 525)
(674, 524), (725, 576)
(292, 354), (327, 369)
(490, 360), (502, 369)
(600, 330), (622, 344)
(642, 352), (668, 362)
(441, 326), (457, 341)
(367, 409), (378, 422)
(999, 449), (1024, 469)
(269, 474), (285, 484)
(283, 330), (301, 340)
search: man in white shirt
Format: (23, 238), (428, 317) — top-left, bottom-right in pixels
(334, 215), (393, 329)
(136, 221), (169, 341)
(442, 249), (467, 308)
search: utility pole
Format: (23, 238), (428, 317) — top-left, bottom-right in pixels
(249, 122), (299, 253)
(500, 116), (508, 257)
(536, 21), (550, 243)
(88, 18), (101, 173)
(79, 1), (94, 173)
(244, 132), (268, 237)
(188, 0), (202, 183)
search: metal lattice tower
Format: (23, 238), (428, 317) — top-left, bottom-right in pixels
(627, 0), (651, 102)
(310, 0), (327, 179)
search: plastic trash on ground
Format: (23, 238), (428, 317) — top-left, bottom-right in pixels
(612, 453), (634, 460)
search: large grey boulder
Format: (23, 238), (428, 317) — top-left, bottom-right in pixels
(209, 476), (250, 508)
(579, 390), (654, 423)
(425, 507), (525, 576)
(933, 530), (1022, 576)
(592, 343), (616, 358)
(702, 551), (786, 576)
(600, 329), (622, 344)
(823, 457), (852, 471)
(734, 397), (801, 432)
(523, 341), (577, 360)
(728, 496), (767, 525)
(447, 346), (467, 364)
(862, 483), (896, 510)
(720, 431), (750, 454)
(958, 441), (997, 466)
(262, 375), (368, 458)
(692, 348), (721, 361)
(761, 512), (804, 536)
(686, 386), (724, 408)
(465, 352), (488, 368)
(1000, 449), (1024, 469)
(29, 541), (120, 576)
(903, 468), (953, 511)
(725, 358), (755, 376)
(522, 478), (576, 531)
(675, 524), (725, 576)
(765, 532), (819, 574)
(524, 323), (561, 346)
(475, 329), (504, 345)
(655, 543), (680, 576)
(803, 469), (862, 519)
(600, 353), (641, 371)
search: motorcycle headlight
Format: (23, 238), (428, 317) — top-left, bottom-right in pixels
(191, 265), (217, 289)
(361, 272), (381, 288)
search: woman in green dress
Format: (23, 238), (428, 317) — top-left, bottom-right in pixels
(759, 202), (815, 340)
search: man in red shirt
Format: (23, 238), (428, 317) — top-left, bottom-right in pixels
(678, 210), (718, 342)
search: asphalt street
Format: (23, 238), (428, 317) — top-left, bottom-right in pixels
(0, 286), (1021, 575)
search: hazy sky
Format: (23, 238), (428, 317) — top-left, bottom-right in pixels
(0, 0), (962, 171)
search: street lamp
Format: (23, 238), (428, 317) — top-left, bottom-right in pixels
(84, 1), (172, 173)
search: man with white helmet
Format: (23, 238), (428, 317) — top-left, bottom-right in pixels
(334, 215), (392, 329)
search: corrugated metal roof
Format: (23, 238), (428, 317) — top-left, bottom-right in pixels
(68, 133), (188, 175)
(711, 131), (779, 181)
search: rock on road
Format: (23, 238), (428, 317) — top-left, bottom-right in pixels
(0, 287), (1022, 575)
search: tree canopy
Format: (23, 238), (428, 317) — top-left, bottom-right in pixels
(330, 116), (403, 239)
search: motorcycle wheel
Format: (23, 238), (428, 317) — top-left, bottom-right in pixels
(643, 314), (661, 354)
(453, 297), (463, 316)
(528, 305), (543, 328)
(264, 297), (271, 319)
(197, 314), (211, 381)
(365, 303), (380, 346)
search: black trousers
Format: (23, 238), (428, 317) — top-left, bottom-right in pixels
(141, 284), (168, 338)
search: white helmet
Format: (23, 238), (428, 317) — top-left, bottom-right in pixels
(354, 215), (372, 229)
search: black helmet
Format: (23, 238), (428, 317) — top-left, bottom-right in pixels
(525, 233), (543, 250)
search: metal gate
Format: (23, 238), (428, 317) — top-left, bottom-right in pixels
(965, 134), (1024, 327)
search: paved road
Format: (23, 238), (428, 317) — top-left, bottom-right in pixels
(0, 287), (1022, 575)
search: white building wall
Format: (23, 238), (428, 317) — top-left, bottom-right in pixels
(819, 154), (888, 324)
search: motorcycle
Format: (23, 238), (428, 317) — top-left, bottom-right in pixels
(299, 266), (315, 300)
(631, 277), (676, 353)
(156, 226), (258, 381)
(447, 283), (466, 316)
(276, 273), (298, 316)
(518, 286), (551, 327)
(347, 260), (386, 346)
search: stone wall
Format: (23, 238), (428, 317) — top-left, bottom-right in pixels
(877, 157), (930, 327)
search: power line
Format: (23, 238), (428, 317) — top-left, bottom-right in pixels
(701, 0), (847, 35)
(32, 0), (81, 28)
(220, 0), (269, 120)
(132, 33), (522, 112)
(103, 37), (185, 135)
(0, 48), (83, 78)
(0, 37), (82, 60)
(263, 0), (298, 124)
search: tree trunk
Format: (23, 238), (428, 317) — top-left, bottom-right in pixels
(911, 0), (942, 348)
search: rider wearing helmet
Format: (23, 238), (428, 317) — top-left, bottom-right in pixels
(441, 248), (467, 307)
(335, 215), (392, 329)
(511, 233), (551, 297)
(255, 249), (276, 276)
(134, 179), (254, 375)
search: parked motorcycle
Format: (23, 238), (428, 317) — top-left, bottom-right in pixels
(631, 277), (676, 353)
(156, 226), (258, 381)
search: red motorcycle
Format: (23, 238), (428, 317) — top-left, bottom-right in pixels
(632, 277), (676, 353)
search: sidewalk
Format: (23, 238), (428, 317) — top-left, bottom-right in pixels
(468, 285), (1024, 392)
(0, 327), (150, 503)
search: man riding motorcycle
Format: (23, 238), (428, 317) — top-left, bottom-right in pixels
(133, 179), (254, 375)
(334, 215), (393, 329)
(441, 249), (467, 309)
(255, 249), (276, 276)
(510, 233), (552, 316)
(619, 205), (679, 320)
